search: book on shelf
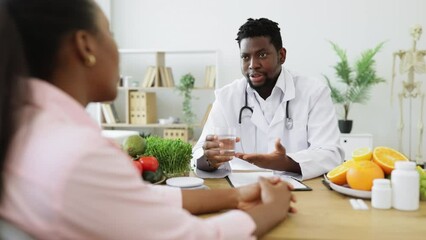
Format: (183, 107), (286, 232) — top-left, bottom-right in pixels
(159, 66), (168, 87)
(142, 66), (156, 88)
(166, 67), (174, 87)
(204, 65), (216, 88)
(153, 66), (162, 87)
(101, 103), (115, 124)
(141, 66), (175, 88)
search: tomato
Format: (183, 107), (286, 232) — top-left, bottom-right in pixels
(133, 160), (143, 173)
(138, 156), (159, 172)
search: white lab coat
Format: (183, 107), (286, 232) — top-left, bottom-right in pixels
(193, 68), (344, 180)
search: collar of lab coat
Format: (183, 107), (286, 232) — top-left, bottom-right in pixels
(281, 68), (296, 101)
(246, 67), (296, 132)
(246, 67), (295, 101)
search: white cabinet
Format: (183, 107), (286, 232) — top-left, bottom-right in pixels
(340, 133), (373, 160)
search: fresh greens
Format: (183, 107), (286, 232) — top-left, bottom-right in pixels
(143, 136), (192, 177)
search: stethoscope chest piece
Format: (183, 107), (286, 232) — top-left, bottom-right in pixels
(286, 117), (293, 130)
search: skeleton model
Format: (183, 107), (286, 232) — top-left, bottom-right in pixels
(391, 24), (426, 164)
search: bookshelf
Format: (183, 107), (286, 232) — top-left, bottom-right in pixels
(100, 49), (218, 142)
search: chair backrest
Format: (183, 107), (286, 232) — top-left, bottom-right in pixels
(0, 218), (35, 240)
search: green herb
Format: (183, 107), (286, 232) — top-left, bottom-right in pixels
(143, 136), (192, 177)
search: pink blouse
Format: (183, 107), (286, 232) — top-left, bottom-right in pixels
(0, 79), (255, 240)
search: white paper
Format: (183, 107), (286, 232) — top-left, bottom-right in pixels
(227, 172), (309, 190)
(229, 158), (272, 172)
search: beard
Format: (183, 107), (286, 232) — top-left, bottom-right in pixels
(246, 73), (278, 92)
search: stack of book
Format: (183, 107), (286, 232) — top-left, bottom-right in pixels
(101, 103), (120, 124)
(141, 66), (174, 88)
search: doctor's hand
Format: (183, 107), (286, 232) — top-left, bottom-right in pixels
(235, 138), (301, 173)
(202, 134), (240, 169)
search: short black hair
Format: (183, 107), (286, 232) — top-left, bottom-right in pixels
(235, 18), (283, 51)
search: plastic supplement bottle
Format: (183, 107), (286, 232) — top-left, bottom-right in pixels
(371, 179), (392, 209)
(391, 161), (420, 211)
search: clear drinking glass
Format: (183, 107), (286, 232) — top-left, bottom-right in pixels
(214, 127), (236, 155)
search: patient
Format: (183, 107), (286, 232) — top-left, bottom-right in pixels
(0, 0), (295, 239)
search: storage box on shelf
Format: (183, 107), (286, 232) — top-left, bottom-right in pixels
(128, 91), (157, 124)
(100, 49), (218, 142)
(163, 128), (189, 141)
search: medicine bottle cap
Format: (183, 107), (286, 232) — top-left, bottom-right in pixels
(394, 161), (416, 170)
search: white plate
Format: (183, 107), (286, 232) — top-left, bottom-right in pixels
(166, 177), (204, 188)
(324, 175), (371, 199)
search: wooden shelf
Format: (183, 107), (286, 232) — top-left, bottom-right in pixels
(117, 86), (215, 91)
(102, 123), (189, 128)
(99, 49), (217, 142)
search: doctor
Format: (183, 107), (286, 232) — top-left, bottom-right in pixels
(194, 18), (344, 180)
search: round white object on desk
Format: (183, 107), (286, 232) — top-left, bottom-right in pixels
(166, 177), (204, 188)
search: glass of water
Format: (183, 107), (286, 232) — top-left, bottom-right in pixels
(214, 127), (236, 155)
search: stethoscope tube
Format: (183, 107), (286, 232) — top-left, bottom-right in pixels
(238, 88), (293, 130)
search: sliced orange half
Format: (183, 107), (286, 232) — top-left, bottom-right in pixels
(352, 147), (372, 161)
(326, 160), (355, 185)
(372, 146), (409, 174)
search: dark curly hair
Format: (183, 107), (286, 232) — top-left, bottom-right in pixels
(235, 18), (283, 51)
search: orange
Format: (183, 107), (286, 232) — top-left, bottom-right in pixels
(346, 161), (384, 191)
(352, 147), (372, 161)
(372, 146), (409, 175)
(327, 160), (355, 185)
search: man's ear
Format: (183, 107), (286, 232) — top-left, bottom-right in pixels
(279, 48), (286, 64)
(74, 30), (97, 67)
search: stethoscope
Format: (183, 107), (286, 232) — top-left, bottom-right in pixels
(238, 88), (293, 130)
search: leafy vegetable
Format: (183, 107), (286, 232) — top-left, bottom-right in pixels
(143, 136), (192, 177)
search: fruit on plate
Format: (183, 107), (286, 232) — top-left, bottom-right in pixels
(372, 146), (408, 174)
(346, 161), (384, 191)
(417, 166), (426, 201)
(327, 160), (355, 185)
(352, 147), (372, 162)
(138, 156), (159, 172)
(123, 135), (146, 157)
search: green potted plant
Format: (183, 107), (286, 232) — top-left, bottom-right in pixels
(324, 41), (385, 133)
(176, 73), (196, 138)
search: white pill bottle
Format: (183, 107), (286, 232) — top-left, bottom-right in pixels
(391, 161), (419, 211)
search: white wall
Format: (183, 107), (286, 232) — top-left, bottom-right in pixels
(109, 0), (426, 161)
